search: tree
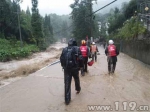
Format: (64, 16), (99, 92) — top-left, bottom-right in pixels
(26, 6), (31, 15)
(61, 21), (68, 38)
(102, 0), (146, 40)
(43, 15), (54, 46)
(70, 0), (98, 41)
(117, 17), (146, 39)
(20, 10), (32, 43)
(31, 0), (44, 48)
(108, 7), (126, 34)
(0, 0), (12, 38)
(124, 0), (137, 20)
(0, 0), (57, 54)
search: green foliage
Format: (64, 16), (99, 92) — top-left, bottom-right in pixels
(0, 39), (39, 62)
(0, 0), (72, 61)
(105, 0), (146, 40)
(20, 10), (33, 43)
(0, 33), (5, 39)
(31, 0), (44, 48)
(70, 0), (99, 41)
(124, 0), (137, 20)
(116, 17), (146, 39)
(0, 0), (55, 50)
(108, 7), (126, 34)
(43, 15), (55, 48)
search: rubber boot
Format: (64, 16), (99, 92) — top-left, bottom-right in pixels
(81, 68), (85, 76)
(112, 64), (116, 74)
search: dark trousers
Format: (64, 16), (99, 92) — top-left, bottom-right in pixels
(92, 52), (97, 62)
(103, 43), (106, 49)
(107, 56), (117, 73)
(83, 57), (88, 72)
(64, 69), (81, 102)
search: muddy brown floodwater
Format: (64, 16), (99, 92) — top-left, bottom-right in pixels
(0, 45), (150, 112)
(0, 42), (66, 87)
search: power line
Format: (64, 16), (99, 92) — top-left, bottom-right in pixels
(88, 0), (117, 17)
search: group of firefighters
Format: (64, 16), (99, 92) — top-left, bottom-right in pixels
(79, 40), (99, 75)
(60, 38), (119, 105)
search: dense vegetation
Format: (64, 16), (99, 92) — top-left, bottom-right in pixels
(97, 0), (147, 40)
(70, 0), (100, 42)
(0, 38), (39, 61)
(0, 0), (71, 61)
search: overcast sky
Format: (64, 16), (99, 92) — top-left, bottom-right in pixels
(20, 0), (131, 16)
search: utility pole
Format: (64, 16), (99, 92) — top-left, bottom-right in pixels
(90, 0), (92, 40)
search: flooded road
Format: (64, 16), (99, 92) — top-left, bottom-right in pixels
(0, 45), (150, 112)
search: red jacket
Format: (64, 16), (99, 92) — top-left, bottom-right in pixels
(108, 45), (117, 56)
(80, 46), (88, 57)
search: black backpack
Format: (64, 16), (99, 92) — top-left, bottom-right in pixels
(60, 47), (78, 69)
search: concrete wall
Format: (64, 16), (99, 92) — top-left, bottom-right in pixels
(120, 40), (150, 65)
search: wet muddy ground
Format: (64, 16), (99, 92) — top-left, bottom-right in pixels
(0, 45), (150, 112)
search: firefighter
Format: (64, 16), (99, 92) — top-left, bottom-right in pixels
(105, 40), (119, 74)
(90, 42), (99, 62)
(80, 40), (89, 75)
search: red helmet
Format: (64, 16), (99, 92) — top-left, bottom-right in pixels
(81, 40), (86, 45)
(88, 60), (94, 66)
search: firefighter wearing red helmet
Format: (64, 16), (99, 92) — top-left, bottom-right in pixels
(80, 40), (90, 75)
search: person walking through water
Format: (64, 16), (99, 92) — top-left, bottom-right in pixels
(105, 40), (119, 74)
(80, 40), (89, 75)
(90, 42), (99, 62)
(103, 40), (106, 49)
(60, 38), (82, 105)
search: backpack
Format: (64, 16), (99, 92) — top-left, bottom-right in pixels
(60, 47), (78, 69)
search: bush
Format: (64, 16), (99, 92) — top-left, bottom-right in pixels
(0, 39), (39, 62)
(110, 17), (147, 40)
(0, 49), (11, 61)
(0, 33), (5, 39)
